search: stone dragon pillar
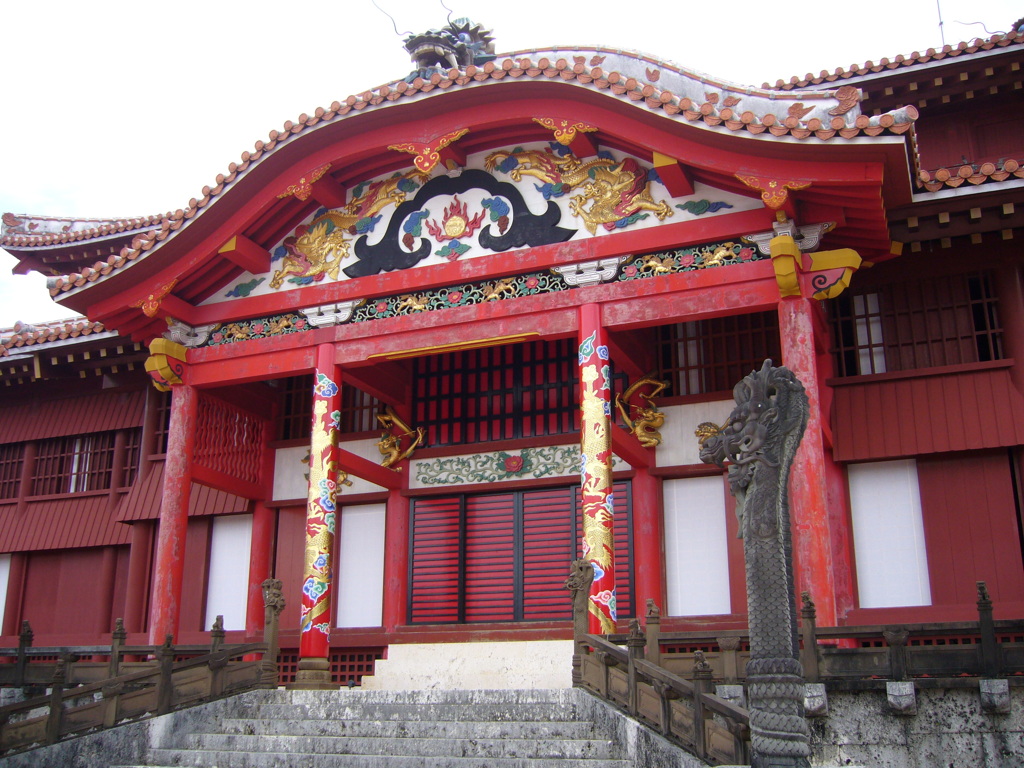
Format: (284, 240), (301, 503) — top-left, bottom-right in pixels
(699, 360), (811, 768)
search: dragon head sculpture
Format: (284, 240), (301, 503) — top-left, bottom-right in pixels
(403, 17), (495, 76)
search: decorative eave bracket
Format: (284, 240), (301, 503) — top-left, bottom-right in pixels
(744, 219), (862, 300)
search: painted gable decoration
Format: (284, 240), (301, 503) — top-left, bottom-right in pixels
(214, 143), (758, 303)
(343, 168), (576, 278)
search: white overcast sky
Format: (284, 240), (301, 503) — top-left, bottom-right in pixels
(0, 0), (1018, 328)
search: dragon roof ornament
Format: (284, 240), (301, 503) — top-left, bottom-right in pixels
(404, 17), (495, 80)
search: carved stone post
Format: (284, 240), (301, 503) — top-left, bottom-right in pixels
(626, 619), (645, 716)
(977, 581), (999, 678)
(700, 360), (811, 768)
(565, 559), (595, 686)
(799, 593), (819, 683)
(16, 621), (32, 688)
(108, 618), (127, 679)
(260, 578), (286, 688)
(644, 599), (662, 667)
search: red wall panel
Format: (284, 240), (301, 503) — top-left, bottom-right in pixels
(22, 548), (114, 637)
(832, 365), (1024, 462)
(273, 505), (307, 636)
(917, 451), (1024, 606)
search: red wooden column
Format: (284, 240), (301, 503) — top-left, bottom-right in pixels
(245, 502), (276, 639)
(123, 521), (154, 634)
(382, 488), (410, 632)
(631, 466), (664, 614)
(777, 297), (853, 626)
(148, 384), (198, 644)
(292, 344), (342, 689)
(578, 304), (617, 634)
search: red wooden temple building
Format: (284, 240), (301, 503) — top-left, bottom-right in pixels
(2, 20), (1023, 687)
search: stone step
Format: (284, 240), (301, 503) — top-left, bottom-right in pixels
(216, 716), (603, 740)
(142, 749), (632, 768)
(248, 701), (591, 722)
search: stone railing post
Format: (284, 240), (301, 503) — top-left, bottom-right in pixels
(16, 621), (32, 688)
(156, 635), (175, 715)
(260, 578), (286, 688)
(108, 618), (127, 679)
(626, 619), (645, 716)
(800, 592), (820, 682)
(977, 581), (999, 678)
(692, 651), (713, 760)
(209, 615), (225, 653)
(883, 628), (909, 681)
(44, 658), (67, 745)
(565, 559), (595, 686)
(644, 599), (661, 667)
(718, 636), (742, 684)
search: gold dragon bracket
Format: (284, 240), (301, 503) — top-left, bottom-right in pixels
(615, 375), (669, 448)
(376, 405), (426, 470)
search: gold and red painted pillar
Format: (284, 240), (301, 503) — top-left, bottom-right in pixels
(578, 304), (617, 634)
(293, 343), (342, 688)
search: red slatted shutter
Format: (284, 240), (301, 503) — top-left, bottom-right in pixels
(522, 486), (576, 621)
(409, 496), (463, 623)
(465, 493), (516, 621)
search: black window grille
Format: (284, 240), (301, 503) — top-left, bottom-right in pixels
(656, 312), (782, 396)
(277, 375), (380, 439)
(412, 339), (581, 447)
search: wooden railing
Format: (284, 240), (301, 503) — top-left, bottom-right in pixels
(0, 580), (286, 756)
(643, 583), (1024, 689)
(575, 624), (749, 766)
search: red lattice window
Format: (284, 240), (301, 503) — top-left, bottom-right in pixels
(413, 339), (580, 447)
(195, 395), (264, 485)
(830, 272), (1003, 376)
(275, 648), (384, 686)
(32, 432), (116, 495)
(0, 443), (24, 499)
(657, 312), (782, 396)
(409, 483), (634, 624)
(121, 428), (142, 487)
(152, 390), (172, 455)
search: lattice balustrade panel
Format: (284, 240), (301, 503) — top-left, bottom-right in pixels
(194, 395), (265, 485)
(275, 648), (385, 686)
(0, 443), (24, 499)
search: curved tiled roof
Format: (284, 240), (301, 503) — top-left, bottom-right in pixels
(766, 30), (1023, 90)
(917, 158), (1024, 192)
(1, 213), (164, 248)
(22, 49), (919, 298)
(1, 318), (106, 356)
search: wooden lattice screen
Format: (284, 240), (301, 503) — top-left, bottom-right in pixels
(0, 443), (24, 499)
(194, 395), (264, 485)
(830, 271), (1003, 377)
(656, 312), (782, 396)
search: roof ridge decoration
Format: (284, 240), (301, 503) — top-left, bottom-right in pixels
(765, 29), (1024, 90)
(12, 48), (918, 298)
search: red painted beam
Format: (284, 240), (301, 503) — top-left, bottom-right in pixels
(653, 152), (694, 198)
(219, 234), (272, 276)
(336, 446), (402, 490)
(610, 423), (652, 469)
(311, 175), (348, 209)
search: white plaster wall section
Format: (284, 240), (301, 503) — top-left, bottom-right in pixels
(657, 399), (734, 467)
(204, 513), (253, 630)
(272, 445), (308, 501)
(663, 476), (731, 616)
(335, 503), (386, 628)
(359, 640), (575, 690)
(337, 437), (388, 495)
(849, 459), (932, 608)
(206, 143), (763, 305)
(273, 440), (386, 502)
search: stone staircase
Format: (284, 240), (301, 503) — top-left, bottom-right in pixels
(5, 688), (709, 768)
